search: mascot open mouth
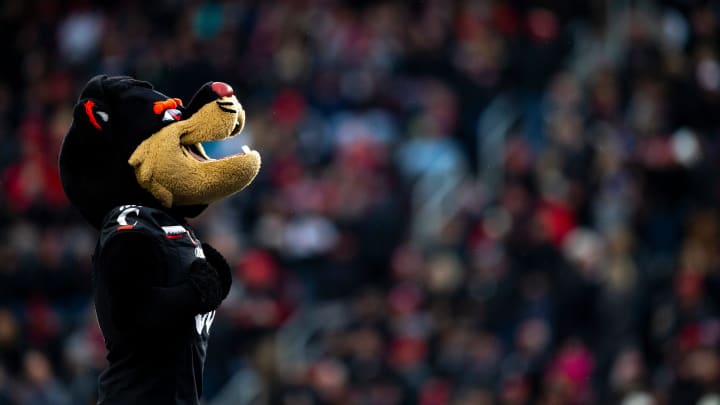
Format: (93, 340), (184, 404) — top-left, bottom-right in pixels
(129, 83), (262, 208)
(182, 142), (253, 162)
(183, 143), (210, 161)
(180, 113), (245, 162)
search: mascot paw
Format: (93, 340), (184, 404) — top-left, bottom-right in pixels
(188, 259), (226, 313)
(201, 243), (232, 299)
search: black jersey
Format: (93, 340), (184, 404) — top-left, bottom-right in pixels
(93, 205), (217, 405)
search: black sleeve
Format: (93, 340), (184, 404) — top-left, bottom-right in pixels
(98, 232), (226, 332)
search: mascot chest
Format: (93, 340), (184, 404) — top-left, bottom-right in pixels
(99, 205), (205, 285)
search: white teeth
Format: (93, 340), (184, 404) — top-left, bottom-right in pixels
(242, 145), (252, 154)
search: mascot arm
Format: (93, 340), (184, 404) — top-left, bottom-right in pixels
(100, 233), (229, 330)
(200, 242), (232, 300)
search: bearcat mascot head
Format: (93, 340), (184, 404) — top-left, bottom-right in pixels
(58, 75), (261, 227)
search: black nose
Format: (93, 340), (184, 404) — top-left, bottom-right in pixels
(211, 82), (233, 98)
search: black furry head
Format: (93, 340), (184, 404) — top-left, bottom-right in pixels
(59, 75), (223, 228)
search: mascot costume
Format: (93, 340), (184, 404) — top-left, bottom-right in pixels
(58, 75), (261, 404)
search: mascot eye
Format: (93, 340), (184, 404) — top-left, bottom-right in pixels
(161, 108), (182, 123)
(152, 98), (184, 123)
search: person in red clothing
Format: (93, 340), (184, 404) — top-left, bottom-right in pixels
(3, 115), (66, 213)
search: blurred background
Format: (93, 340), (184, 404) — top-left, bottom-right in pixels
(1, 0), (720, 404)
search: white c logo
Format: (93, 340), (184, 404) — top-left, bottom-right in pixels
(117, 207), (140, 226)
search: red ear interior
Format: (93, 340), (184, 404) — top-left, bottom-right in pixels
(83, 100), (103, 131)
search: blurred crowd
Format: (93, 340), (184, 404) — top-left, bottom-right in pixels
(2, 0), (720, 404)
